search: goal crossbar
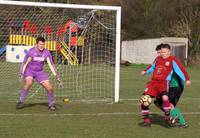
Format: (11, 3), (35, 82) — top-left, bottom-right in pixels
(0, 0), (121, 11)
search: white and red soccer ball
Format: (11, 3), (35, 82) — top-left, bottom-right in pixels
(140, 95), (152, 106)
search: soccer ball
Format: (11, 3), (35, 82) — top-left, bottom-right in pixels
(140, 95), (152, 106)
(63, 97), (69, 103)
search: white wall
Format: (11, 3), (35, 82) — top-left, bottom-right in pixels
(122, 38), (160, 64)
(121, 37), (188, 64)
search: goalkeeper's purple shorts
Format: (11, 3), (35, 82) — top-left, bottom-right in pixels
(24, 69), (49, 83)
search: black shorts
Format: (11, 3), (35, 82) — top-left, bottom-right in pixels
(155, 85), (184, 107)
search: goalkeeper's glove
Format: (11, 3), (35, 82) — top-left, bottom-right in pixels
(56, 75), (61, 82)
(56, 75), (63, 87)
(18, 72), (24, 81)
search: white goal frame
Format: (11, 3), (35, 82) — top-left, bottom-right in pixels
(0, 0), (121, 103)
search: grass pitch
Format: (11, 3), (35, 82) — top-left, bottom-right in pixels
(0, 64), (200, 138)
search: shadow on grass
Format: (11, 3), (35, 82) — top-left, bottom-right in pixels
(138, 113), (173, 128)
(17, 102), (62, 110)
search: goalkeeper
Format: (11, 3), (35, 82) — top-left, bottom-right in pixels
(16, 36), (60, 111)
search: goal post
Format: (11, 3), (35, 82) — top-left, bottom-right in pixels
(115, 8), (121, 103)
(0, 0), (121, 103)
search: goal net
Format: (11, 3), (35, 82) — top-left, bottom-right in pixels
(0, 1), (121, 103)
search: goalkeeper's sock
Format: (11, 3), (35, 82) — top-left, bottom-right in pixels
(19, 89), (28, 102)
(47, 92), (55, 107)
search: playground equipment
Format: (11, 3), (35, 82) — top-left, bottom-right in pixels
(9, 34), (84, 49)
(8, 18), (85, 64)
(8, 34), (84, 65)
(0, 45), (6, 56)
(59, 41), (78, 65)
(9, 35), (56, 51)
(8, 34), (80, 64)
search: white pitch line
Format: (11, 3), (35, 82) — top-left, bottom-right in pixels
(0, 112), (200, 117)
(120, 98), (200, 101)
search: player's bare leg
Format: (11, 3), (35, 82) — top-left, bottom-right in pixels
(41, 80), (56, 111)
(16, 77), (33, 109)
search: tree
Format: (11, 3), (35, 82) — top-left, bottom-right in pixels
(168, 0), (200, 64)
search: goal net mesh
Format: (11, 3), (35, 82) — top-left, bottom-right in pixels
(0, 2), (117, 103)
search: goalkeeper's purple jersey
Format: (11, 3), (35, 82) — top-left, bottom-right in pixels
(23, 47), (53, 71)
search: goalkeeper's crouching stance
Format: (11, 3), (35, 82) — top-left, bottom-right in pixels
(16, 36), (61, 111)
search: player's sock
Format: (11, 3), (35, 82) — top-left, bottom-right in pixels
(163, 100), (171, 114)
(141, 105), (151, 124)
(47, 92), (55, 107)
(19, 89), (28, 102)
(141, 105), (150, 116)
(170, 108), (187, 126)
(144, 117), (151, 123)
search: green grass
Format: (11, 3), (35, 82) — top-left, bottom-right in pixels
(0, 64), (200, 138)
(0, 62), (115, 101)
